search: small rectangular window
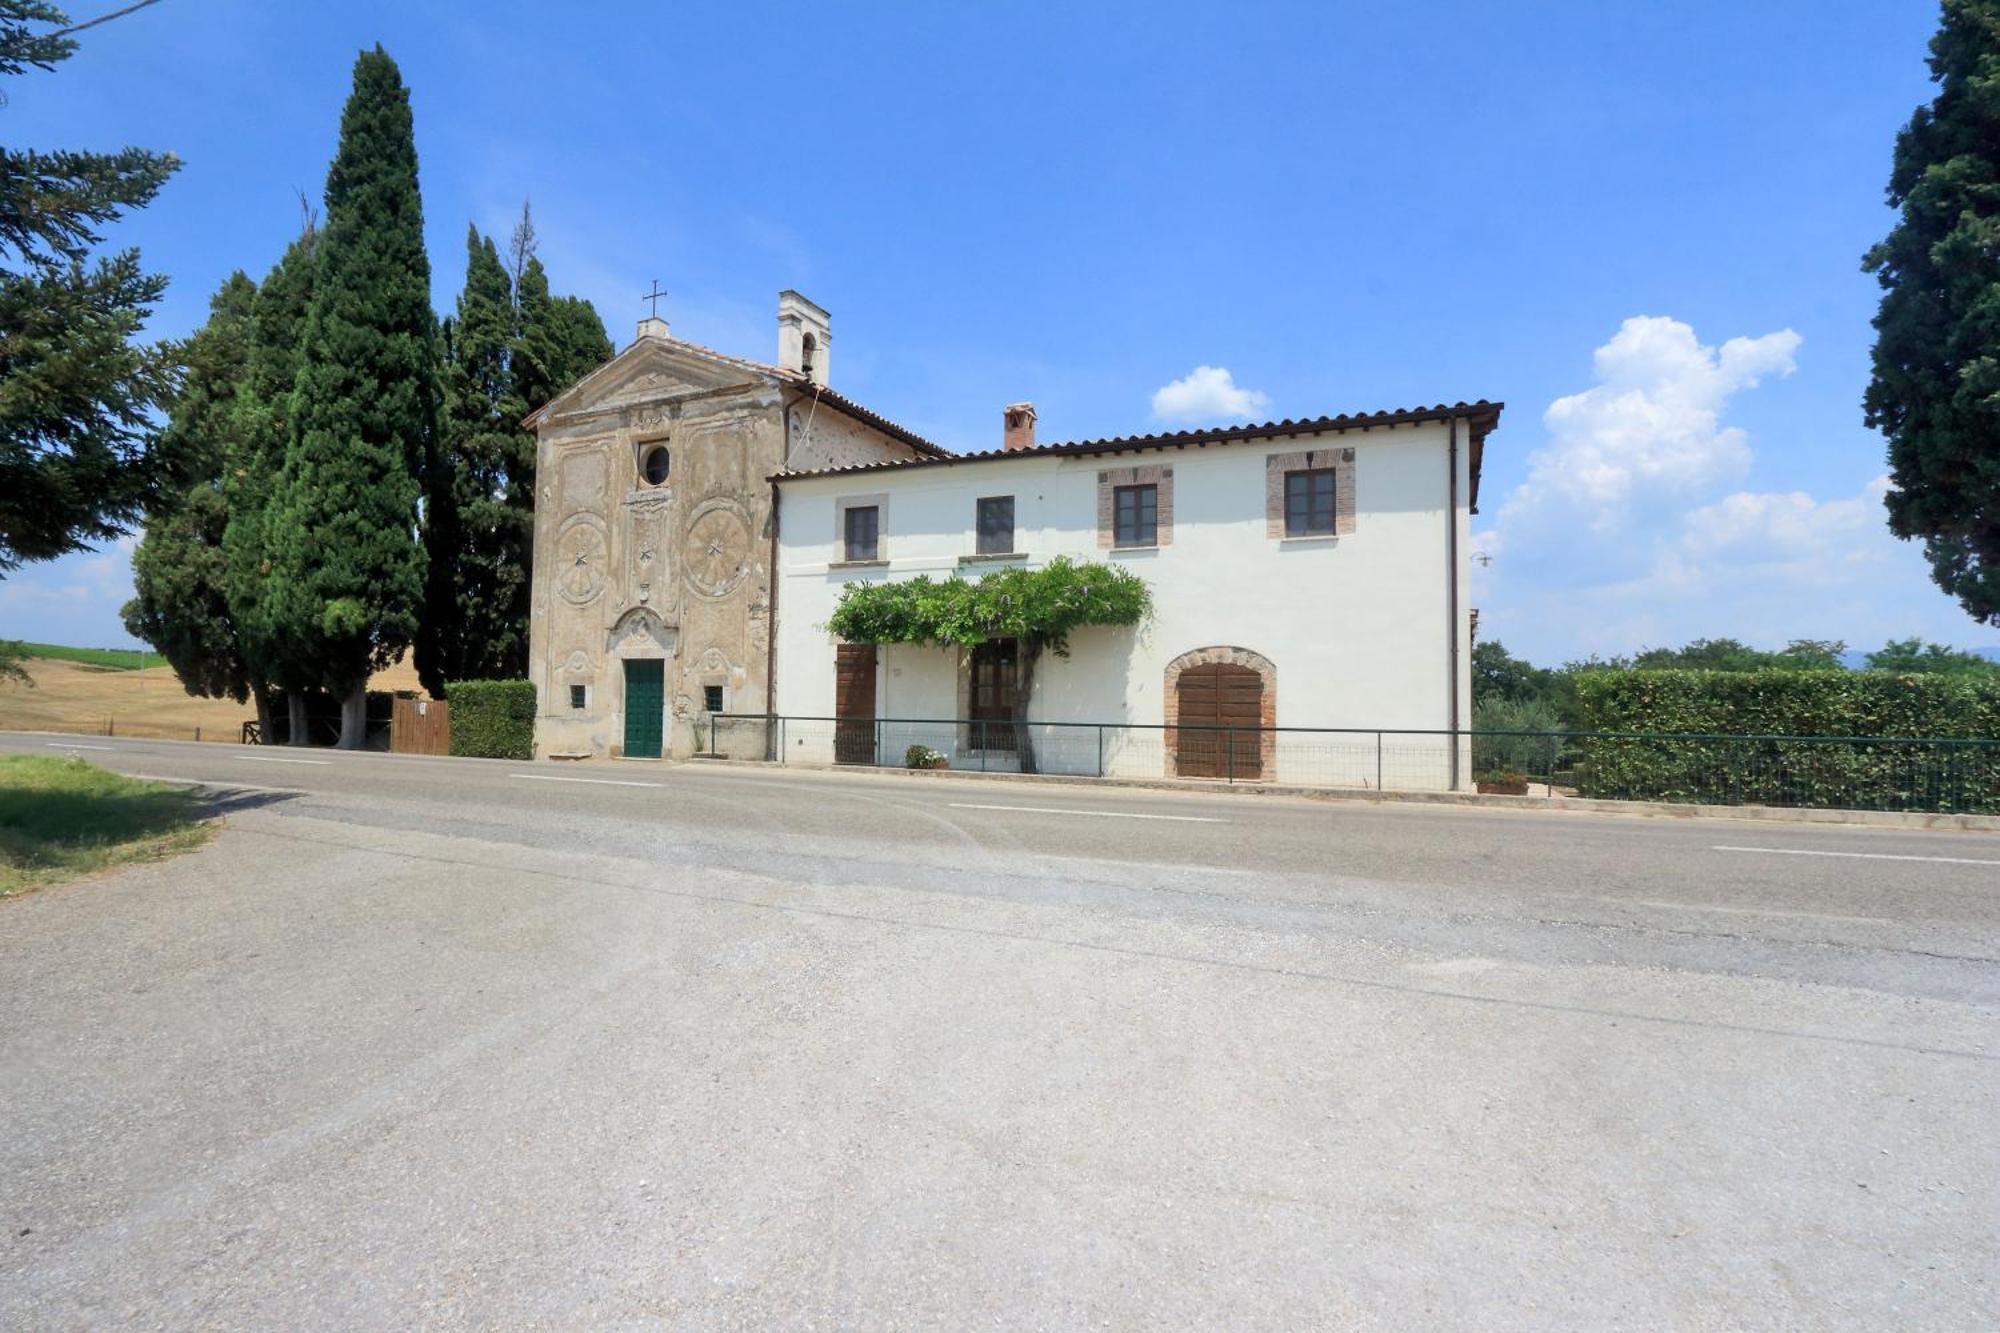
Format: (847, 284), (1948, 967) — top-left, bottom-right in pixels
(569, 684), (586, 710)
(703, 684), (724, 714)
(844, 504), (880, 562)
(1285, 468), (1338, 537)
(976, 495), (1015, 554)
(1113, 484), (1158, 547)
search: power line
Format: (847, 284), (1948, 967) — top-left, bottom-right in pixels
(47, 0), (165, 41)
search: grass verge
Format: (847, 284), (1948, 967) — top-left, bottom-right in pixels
(0, 754), (214, 899)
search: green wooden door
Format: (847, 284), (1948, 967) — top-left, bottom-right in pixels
(622, 659), (664, 758)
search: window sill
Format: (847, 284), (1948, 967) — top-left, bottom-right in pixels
(828, 558), (889, 570)
(1109, 543), (1161, 554)
(958, 551), (1028, 564)
(1279, 533), (1341, 545)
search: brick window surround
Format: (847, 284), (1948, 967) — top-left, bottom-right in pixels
(1162, 645), (1277, 778)
(1266, 447), (1355, 538)
(1096, 463), (1173, 548)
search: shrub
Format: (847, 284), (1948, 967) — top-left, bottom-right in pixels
(446, 679), (536, 760)
(905, 744), (948, 770)
(1567, 669), (2000, 811)
(1472, 696), (1562, 775)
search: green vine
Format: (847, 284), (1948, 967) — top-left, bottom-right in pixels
(825, 558), (1151, 774)
(825, 557), (1150, 655)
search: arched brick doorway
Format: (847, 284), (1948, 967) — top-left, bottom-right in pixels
(1164, 647), (1276, 780)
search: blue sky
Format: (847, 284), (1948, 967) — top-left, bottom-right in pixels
(4, 0), (1985, 664)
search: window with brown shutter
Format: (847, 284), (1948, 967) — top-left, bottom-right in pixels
(1284, 468), (1337, 537)
(844, 504), (879, 562)
(976, 496), (1014, 554)
(1113, 484), (1157, 547)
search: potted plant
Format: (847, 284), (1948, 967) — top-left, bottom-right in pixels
(905, 744), (949, 770)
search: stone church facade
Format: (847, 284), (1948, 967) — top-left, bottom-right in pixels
(523, 292), (940, 759)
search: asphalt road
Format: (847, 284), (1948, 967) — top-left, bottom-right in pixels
(2, 732), (1995, 1329)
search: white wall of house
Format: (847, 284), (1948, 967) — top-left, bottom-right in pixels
(770, 419), (1477, 789)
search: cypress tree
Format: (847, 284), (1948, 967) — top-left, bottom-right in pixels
(225, 229), (317, 742)
(121, 271), (257, 705)
(418, 226), (516, 690)
(1865, 0), (2000, 622)
(264, 46), (436, 748)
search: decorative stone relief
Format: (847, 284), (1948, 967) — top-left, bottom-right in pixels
(683, 497), (754, 599)
(555, 514), (610, 606)
(628, 508), (664, 605)
(558, 448), (609, 518)
(607, 607), (678, 658)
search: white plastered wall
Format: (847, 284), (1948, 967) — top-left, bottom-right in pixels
(772, 421), (1475, 789)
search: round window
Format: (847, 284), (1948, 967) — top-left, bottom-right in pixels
(641, 445), (670, 487)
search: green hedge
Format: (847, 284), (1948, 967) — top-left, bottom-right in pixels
(1567, 669), (2000, 812)
(446, 679), (536, 760)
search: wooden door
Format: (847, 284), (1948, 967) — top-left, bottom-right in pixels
(834, 644), (876, 764)
(967, 639), (1018, 750)
(1174, 663), (1263, 779)
(622, 659), (664, 759)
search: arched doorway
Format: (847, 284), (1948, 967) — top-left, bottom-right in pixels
(1165, 647), (1275, 780)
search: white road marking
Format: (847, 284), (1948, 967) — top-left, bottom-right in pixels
(949, 802), (1226, 823)
(1627, 898), (1895, 926)
(44, 741), (115, 751)
(1714, 844), (2000, 868)
(512, 773), (663, 789)
(234, 755), (331, 766)
(124, 773), (301, 795)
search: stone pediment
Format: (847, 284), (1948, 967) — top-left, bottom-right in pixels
(526, 336), (778, 428)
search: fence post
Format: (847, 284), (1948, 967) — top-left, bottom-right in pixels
(874, 718), (882, 767)
(779, 716), (786, 764)
(1227, 728), (1235, 785)
(1097, 725), (1104, 778)
(195, 726), (201, 744)
(1544, 732), (1554, 789)
(1376, 731), (1383, 790)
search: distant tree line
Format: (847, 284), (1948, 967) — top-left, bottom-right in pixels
(116, 47), (611, 746)
(1473, 635), (2000, 736)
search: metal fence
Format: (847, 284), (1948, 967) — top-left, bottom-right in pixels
(707, 714), (2000, 815)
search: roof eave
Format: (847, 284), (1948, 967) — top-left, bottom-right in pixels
(772, 399), (1503, 485)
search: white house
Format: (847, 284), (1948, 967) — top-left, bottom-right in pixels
(763, 399), (1503, 790)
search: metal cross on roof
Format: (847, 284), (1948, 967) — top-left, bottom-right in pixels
(641, 279), (667, 318)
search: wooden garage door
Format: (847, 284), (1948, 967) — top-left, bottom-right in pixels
(834, 643), (876, 765)
(1175, 662), (1263, 779)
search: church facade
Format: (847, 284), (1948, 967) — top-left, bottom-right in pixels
(523, 292), (941, 759)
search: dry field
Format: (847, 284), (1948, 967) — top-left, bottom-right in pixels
(0, 656), (425, 743)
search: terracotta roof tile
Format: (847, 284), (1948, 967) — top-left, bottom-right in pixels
(772, 400), (1504, 510)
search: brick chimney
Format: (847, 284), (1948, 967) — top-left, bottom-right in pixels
(1003, 402), (1037, 452)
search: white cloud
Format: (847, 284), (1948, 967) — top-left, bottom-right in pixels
(1474, 318), (1986, 661)
(1150, 365), (1271, 424)
(1493, 316), (1799, 542)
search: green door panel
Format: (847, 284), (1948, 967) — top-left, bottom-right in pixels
(622, 659), (664, 758)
